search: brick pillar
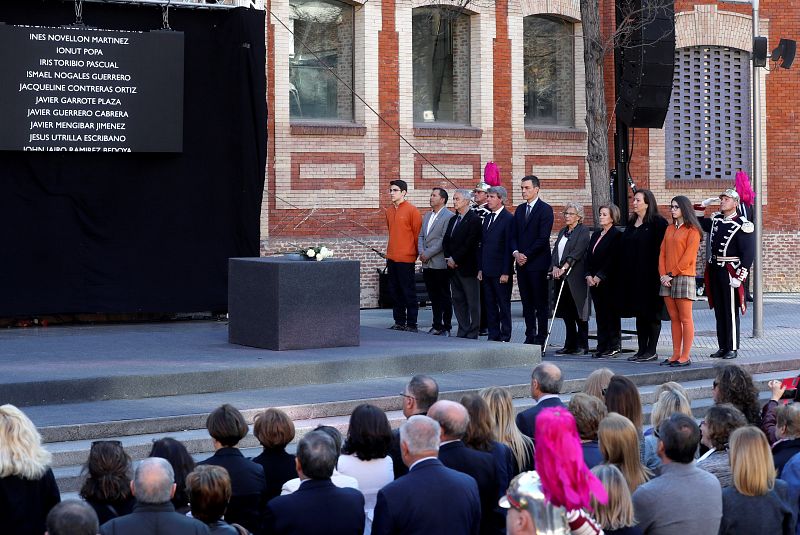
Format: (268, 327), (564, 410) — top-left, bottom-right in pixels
(493, 0), (513, 201)
(379, 0), (400, 196)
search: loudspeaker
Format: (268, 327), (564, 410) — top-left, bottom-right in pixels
(753, 37), (768, 67)
(616, 0), (676, 129)
(772, 38), (797, 69)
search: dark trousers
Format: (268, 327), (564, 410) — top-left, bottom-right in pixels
(635, 315), (661, 355)
(517, 268), (548, 344)
(556, 280), (588, 350)
(422, 268), (453, 331)
(483, 276), (513, 341)
(590, 284), (621, 352)
(479, 284), (488, 332)
(451, 271), (480, 338)
(387, 260), (418, 327)
(710, 263), (741, 351)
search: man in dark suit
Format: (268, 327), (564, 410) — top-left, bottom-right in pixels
(510, 175), (554, 346)
(265, 430), (365, 535)
(429, 400), (504, 535)
(100, 458), (210, 535)
(515, 363), (564, 444)
(389, 374), (439, 479)
(443, 189), (483, 339)
(418, 188), (456, 336)
(478, 186), (514, 342)
(372, 415), (481, 535)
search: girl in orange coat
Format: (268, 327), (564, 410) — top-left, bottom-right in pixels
(658, 195), (702, 367)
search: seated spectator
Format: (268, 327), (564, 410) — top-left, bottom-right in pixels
(429, 399), (503, 534)
(480, 386), (534, 473)
(516, 363), (565, 442)
(282, 425), (359, 494)
(251, 408), (297, 500)
(654, 381), (689, 401)
(0, 404), (61, 535)
(599, 413), (650, 493)
(337, 404), (394, 535)
(186, 465), (248, 534)
(100, 457), (210, 535)
(763, 379), (790, 445)
(719, 426), (797, 535)
(534, 407), (606, 534)
(583, 368), (614, 401)
(776, 449), (800, 534)
(568, 393), (608, 469)
(388, 374), (439, 478)
(499, 471), (571, 535)
(372, 415), (481, 535)
(643, 389), (692, 473)
(46, 500), (99, 535)
(266, 430), (366, 535)
(772, 404), (800, 477)
(632, 414), (722, 534)
(198, 404), (267, 534)
(590, 464), (642, 535)
(462, 393), (516, 500)
(604, 375), (645, 461)
(713, 364), (762, 426)
(79, 440), (135, 525)
(149, 437), (196, 514)
(697, 404), (747, 487)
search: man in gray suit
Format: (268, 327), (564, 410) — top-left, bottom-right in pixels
(418, 188), (455, 336)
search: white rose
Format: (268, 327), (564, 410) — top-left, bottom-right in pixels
(307, 249), (316, 258)
(316, 253), (323, 261)
(320, 246), (329, 254)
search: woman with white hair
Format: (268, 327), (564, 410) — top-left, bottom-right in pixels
(550, 201), (592, 354)
(0, 404), (61, 535)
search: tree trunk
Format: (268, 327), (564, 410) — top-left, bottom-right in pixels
(580, 0), (611, 224)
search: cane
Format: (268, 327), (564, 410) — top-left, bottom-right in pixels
(542, 265), (573, 357)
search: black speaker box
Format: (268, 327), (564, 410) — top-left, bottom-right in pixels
(616, 0), (676, 129)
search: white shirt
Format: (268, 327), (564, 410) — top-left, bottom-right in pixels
(486, 207), (504, 229)
(557, 234), (569, 263)
(408, 455), (438, 471)
(337, 454), (394, 533)
(280, 468), (360, 495)
(426, 207), (443, 235)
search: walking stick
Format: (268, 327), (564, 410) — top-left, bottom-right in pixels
(542, 265), (573, 357)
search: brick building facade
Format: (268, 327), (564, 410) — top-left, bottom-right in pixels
(262, 0), (800, 307)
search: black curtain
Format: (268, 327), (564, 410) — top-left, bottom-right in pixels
(0, 1), (267, 315)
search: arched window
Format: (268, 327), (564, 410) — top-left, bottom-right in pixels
(666, 46), (751, 179)
(412, 6), (471, 125)
(289, 0), (355, 121)
(523, 15), (575, 127)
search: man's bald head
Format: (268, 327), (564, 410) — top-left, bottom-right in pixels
(133, 457), (176, 504)
(427, 400), (470, 440)
(531, 363), (563, 399)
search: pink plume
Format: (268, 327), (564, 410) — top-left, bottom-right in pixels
(534, 407), (608, 511)
(735, 170), (755, 205)
(484, 162), (500, 187)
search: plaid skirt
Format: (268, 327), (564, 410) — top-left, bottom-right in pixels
(659, 274), (697, 300)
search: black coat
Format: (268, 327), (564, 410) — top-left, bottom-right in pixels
(198, 448), (267, 535)
(86, 495), (135, 527)
(443, 210), (482, 277)
(251, 447), (297, 501)
(585, 226), (621, 282)
(617, 216), (668, 318)
(510, 200), (555, 272)
(773, 438), (800, 477)
(478, 209), (514, 278)
(372, 458), (480, 535)
(515, 397), (565, 444)
(0, 468), (60, 535)
(265, 478), (365, 535)
(438, 441), (503, 535)
(99, 502), (210, 535)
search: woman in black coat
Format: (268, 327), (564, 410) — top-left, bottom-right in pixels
(585, 204), (623, 358)
(618, 189), (668, 361)
(251, 408), (297, 501)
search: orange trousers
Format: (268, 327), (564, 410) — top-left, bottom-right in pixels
(664, 297), (694, 362)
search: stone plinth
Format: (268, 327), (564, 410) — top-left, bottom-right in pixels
(228, 256), (360, 350)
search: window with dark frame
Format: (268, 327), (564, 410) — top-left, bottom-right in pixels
(523, 15), (575, 128)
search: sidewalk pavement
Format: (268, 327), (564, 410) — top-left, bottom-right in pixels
(361, 293), (800, 364)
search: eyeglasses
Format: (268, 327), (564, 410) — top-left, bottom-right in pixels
(388, 188), (402, 193)
(400, 392), (416, 401)
(653, 427), (660, 439)
(563, 212), (578, 217)
(713, 381), (719, 389)
(670, 205), (681, 210)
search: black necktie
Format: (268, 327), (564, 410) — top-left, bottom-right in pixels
(452, 215), (462, 235)
(486, 213), (496, 229)
(525, 204), (531, 221)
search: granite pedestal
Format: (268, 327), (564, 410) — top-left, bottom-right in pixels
(228, 256), (360, 350)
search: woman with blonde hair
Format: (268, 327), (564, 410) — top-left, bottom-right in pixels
(643, 389), (692, 473)
(590, 464), (642, 535)
(583, 367), (614, 401)
(719, 426), (796, 534)
(0, 404), (61, 534)
(598, 413), (650, 493)
(479, 386), (534, 473)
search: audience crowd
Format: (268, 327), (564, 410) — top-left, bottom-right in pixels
(4, 362), (800, 534)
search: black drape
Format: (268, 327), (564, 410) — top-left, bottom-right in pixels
(0, 2), (267, 315)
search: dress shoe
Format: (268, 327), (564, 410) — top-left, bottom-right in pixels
(405, 325), (418, 333)
(636, 352), (658, 362)
(389, 324), (406, 331)
(670, 360), (692, 367)
(721, 350), (738, 359)
(572, 347), (589, 355)
(601, 348), (621, 358)
(479, 329), (489, 337)
(555, 347), (577, 355)
(627, 351), (642, 362)
(428, 327), (442, 335)
(591, 352), (606, 359)
(709, 349), (727, 359)
(659, 358), (675, 366)
(438, 330), (451, 337)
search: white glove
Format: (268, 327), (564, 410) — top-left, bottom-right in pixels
(701, 197), (718, 208)
(729, 276), (742, 288)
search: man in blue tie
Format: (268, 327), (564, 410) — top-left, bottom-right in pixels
(478, 186), (514, 342)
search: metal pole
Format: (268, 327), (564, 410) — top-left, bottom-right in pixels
(752, 0), (764, 337)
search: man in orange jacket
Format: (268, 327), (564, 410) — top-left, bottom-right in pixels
(386, 179), (423, 332)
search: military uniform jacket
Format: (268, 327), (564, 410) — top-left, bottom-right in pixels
(700, 211), (755, 283)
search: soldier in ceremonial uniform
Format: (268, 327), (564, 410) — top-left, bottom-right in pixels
(695, 189), (755, 360)
(471, 181), (491, 336)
